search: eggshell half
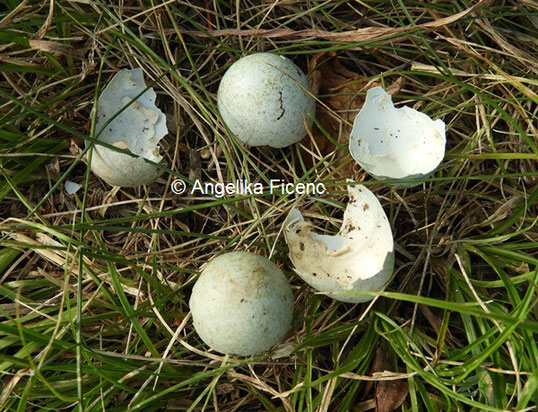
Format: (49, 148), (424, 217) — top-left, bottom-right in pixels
(349, 86), (446, 186)
(285, 183), (394, 303)
(89, 68), (168, 187)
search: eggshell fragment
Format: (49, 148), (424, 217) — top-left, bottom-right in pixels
(349, 86), (446, 186)
(189, 251), (294, 356)
(64, 180), (81, 195)
(89, 68), (168, 187)
(217, 53), (315, 148)
(285, 183), (394, 303)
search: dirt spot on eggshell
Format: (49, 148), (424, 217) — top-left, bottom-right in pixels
(113, 140), (128, 150)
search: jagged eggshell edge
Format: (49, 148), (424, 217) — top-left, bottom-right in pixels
(89, 68), (167, 187)
(284, 183), (394, 303)
(349, 86), (446, 187)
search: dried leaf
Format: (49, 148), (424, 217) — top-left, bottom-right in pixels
(311, 52), (367, 113)
(189, 148), (202, 181)
(373, 348), (409, 412)
(29, 39), (82, 58)
(302, 52), (403, 176)
(300, 52), (367, 171)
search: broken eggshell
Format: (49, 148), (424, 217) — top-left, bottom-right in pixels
(88, 68), (167, 187)
(349, 86), (445, 186)
(285, 183), (394, 303)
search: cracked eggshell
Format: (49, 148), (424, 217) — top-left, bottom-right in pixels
(285, 183), (394, 303)
(217, 53), (315, 148)
(89, 68), (167, 187)
(349, 86), (446, 186)
(189, 251), (294, 356)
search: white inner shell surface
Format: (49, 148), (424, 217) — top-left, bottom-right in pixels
(349, 86), (446, 183)
(89, 68), (167, 187)
(285, 184), (394, 303)
(217, 53), (315, 148)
